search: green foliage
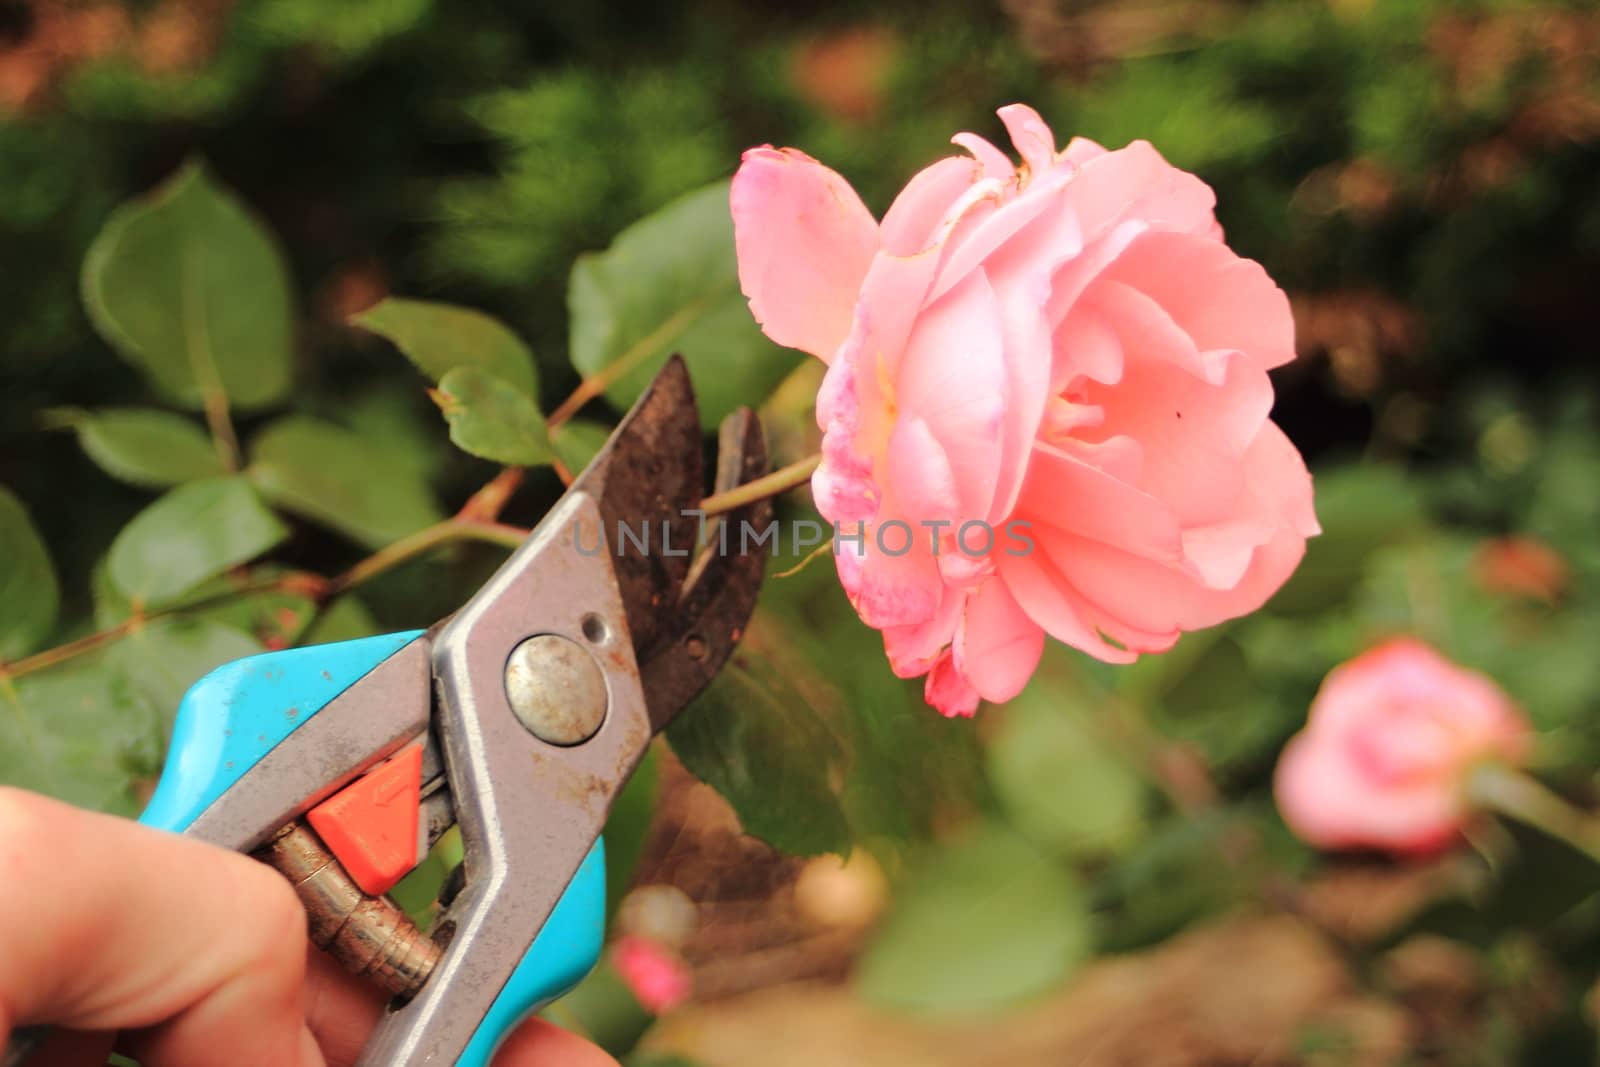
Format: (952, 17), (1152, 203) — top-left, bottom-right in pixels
(432, 367), (553, 467)
(986, 677), (1146, 858)
(551, 420), (613, 475)
(107, 477), (288, 606)
(569, 182), (802, 430)
(857, 824), (1092, 1014)
(110, 620), (264, 736)
(431, 64), (732, 295)
(303, 596), (383, 644)
(247, 416), (442, 547)
(47, 408), (226, 489)
(355, 297), (539, 397)
(668, 626), (853, 858)
(2, 664), (155, 815)
(250, 0), (436, 57)
(81, 161), (293, 411)
(603, 746), (660, 919)
(667, 551), (989, 859)
(0, 488), (59, 662)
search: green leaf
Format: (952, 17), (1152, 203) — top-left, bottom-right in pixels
(856, 824), (1092, 1014)
(248, 415), (443, 548)
(668, 621), (850, 857)
(0, 486), (59, 661)
(355, 297), (538, 397)
(304, 595), (382, 644)
(195, 581), (316, 649)
(759, 544), (987, 846)
(107, 476), (288, 606)
(1, 663), (153, 815)
(987, 687), (1146, 859)
(1269, 463), (1426, 615)
(552, 419), (612, 476)
(82, 160), (293, 410)
(569, 181), (801, 429)
(432, 366), (554, 466)
(1094, 809), (1256, 953)
(50, 406), (224, 488)
(110, 618), (263, 738)
(603, 745), (659, 920)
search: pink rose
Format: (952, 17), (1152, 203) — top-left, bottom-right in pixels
(610, 934), (692, 1014)
(1275, 638), (1531, 855)
(731, 103), (1319, 715)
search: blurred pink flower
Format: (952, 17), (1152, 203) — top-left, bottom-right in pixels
(1472, 535), (1569, 603)
(1275, 638), (1531, 855)
(731, 103), (1318, 716)
(611, 934), (691, 1015)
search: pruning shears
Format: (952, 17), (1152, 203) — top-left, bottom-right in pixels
(7, 357), (770, 1067)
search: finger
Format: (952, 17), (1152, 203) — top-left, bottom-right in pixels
(0, 788), (321, 1067)
(495, 1017), (622, 1067)
(302, 946), (620, 1067)
(304, 948), (384, 1067)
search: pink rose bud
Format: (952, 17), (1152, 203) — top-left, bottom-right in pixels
(731, 104), (1319, 716)
(611, 934), (692, 1015)
(1274, 638), (1531, 855)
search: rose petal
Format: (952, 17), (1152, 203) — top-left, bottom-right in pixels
(952, 131), (1015, 180)
(884, 585), (964, 677)
(1085, 347), (1273, 529)
(1067, 140), (1218, 240)
(1018, 442), (1183, 562)
(1046, 518), (1307, 636)
(925, 649), (981, 717)
(842, 520), (943, 630)
(998, 550), (1139, 664)
(929, 166), (1076, 305)
(886, 414), (961, 524)
(897, 269), (1010, 519)
(1274, 728), (1462, 854)
(1101, 230), (1296, 370)
(731, 147), (880, 363)
(880, 156), (983, 256)
(1053, 304), (1124, 388)
(997, 103), (1059, 177)
(953, 577), (1045, 702)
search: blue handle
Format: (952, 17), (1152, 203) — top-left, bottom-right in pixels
(458, 841), (608, 1067)
(137, 630), (609, 1064)
(139, 632), (425, 834)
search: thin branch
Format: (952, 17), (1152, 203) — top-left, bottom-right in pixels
(700, 454), (821, 516)
(181, 244), (240, 470)
(1, 518), (532, 683)
(1, 571), (292, 681)
(1469, 761), (1600, 863)
(201, 387), (241, 471)
(546, 289), (721, 432)
(456, 467), (524, 523)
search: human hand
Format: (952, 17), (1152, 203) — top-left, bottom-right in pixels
(0, 788), (618, 1067)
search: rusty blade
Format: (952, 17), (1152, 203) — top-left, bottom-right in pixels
(637, 406), (771, 731)
(568, 355), (704, 660)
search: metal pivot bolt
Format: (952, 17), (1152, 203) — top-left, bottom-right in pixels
(504, 634), (608, 746)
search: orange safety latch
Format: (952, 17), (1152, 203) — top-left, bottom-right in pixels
(307, 742), (425, 895)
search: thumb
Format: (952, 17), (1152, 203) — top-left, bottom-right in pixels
(0, 788), (323, 1067)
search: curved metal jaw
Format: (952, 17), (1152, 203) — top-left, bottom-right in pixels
(355, 356), (771, 1065)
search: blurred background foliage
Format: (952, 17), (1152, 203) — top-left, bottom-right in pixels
(2, 0), (1599, 1064)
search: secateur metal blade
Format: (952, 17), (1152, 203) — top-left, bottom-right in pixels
(354, 356), (770, 1066)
